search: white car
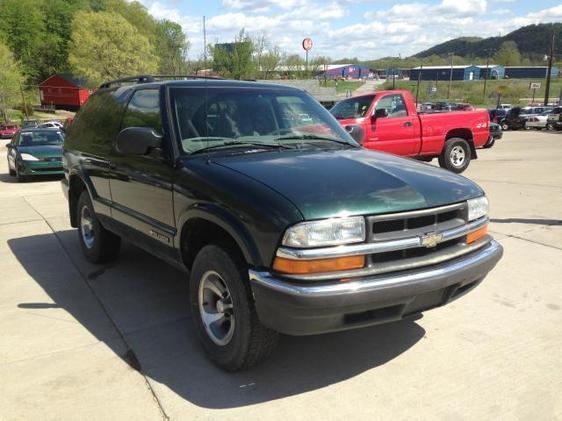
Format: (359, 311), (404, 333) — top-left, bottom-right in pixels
(525, 111), (552, 130)
(38, 121), (64, 129)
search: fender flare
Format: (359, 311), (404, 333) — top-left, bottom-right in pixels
(175, 203), (263, 268)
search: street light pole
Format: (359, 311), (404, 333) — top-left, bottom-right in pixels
(544, 32), (555, 106)
(447, 53), (453, 100)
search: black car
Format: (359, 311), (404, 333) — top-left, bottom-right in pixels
(62, 76), (502, 370)
(499, 107), (526, 131)
(488, 108), (507, 124)
(484, 123), (502, 149)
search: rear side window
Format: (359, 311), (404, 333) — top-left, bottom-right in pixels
(376, 94), (408, 118)
(66, 91), (127, 156)
(122, 89), (162, 134)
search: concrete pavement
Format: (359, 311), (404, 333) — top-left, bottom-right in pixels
(1, 131), (561, 420)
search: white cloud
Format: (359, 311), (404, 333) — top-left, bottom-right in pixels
(139, 0), (560, 61)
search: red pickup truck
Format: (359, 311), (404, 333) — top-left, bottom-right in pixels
(330, 90), (490, 173)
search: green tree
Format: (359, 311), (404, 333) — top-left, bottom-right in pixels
(211, 29), (256, 79)
(0, 0), (45, 81)
(0, 41), (25, 122)
(68, 11), (158, 85)
(155, 20), (190, 74)
(493, 41), (522, 66)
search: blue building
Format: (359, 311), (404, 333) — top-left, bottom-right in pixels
(410, 65), (481, 81)
(477, 65), (505, 79)
(319, 64), (370, 79)
(504, 66), (559, 79)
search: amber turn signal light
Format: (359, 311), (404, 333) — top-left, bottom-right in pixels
(273, 255), (365, 274)
(466, 225), (488, 244)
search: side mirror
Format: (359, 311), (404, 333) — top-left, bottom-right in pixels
(344, 124), (365, 144)
(372, 108), (388, 121)
(116, 127), (162, 155)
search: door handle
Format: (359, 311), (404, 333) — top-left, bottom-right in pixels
(403, 121), (413, 127)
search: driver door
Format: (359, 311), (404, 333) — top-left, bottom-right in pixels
(109, 88), (177, 247)
(365, 93), (419, 156)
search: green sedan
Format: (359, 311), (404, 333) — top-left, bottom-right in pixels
(6, 128), (64, 182)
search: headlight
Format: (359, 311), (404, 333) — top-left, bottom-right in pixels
(282, 216), (366, 248)
(20, 153), (39, 161)
(467, 196), (488, 221)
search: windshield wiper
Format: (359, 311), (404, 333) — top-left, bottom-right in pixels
(274, 133), (357, 147)
(192, 141), (293, 154)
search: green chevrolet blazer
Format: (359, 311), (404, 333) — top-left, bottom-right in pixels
(62, 76), (503, 371)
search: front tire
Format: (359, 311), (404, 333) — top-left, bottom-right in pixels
(501, 121), (509, 131)
(546, 123), (554, 131)
(438, 138), (471, 174)
(189, 244), (278, 371)
(77, 191), (121, 263)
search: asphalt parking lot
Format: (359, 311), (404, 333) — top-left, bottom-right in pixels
(1, 130), (561, 420)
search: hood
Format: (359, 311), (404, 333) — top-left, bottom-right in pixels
(213, 148), (483, 220)
(18, 144), (63, 158)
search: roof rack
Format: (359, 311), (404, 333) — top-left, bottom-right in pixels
(98, 74), (224, 89)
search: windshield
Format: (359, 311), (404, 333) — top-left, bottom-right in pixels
(330, 95), (374, 119)
(18, 130), (64, 146)
(170, 87), (356, 154)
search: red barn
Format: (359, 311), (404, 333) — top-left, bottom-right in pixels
(39, 74), (92, 110)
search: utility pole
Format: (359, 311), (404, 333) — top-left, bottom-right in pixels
(482, 49), (492, 103)
(544, 32), (555, 106)
(415, 64), (423, 106)
(447, 53), (454, 100)
(19, 82), (29, 119)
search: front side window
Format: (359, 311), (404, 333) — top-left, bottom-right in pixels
(170, 87), (356, 154)
(375, 94), (408, 118)
(330, 95), (374, 119)
(122, 89), (162, 133)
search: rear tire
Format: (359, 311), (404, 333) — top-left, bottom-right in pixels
(189, 244), (278, 371)
(76, 190), (121, 263)
(546, 123), (554, 131)
(438, 138), (471, 174)
(501, 121), (509, 131)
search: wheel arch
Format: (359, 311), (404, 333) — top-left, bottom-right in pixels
(68, 172), (91, 228)
(177, 205), (263, 272)
(445, 129), (477, 159)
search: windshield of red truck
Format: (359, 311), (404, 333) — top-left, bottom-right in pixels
(330, 95), (375, 120)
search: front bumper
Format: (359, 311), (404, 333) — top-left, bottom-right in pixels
(249, 240), (503, 335)
(18, 160), (63, 176)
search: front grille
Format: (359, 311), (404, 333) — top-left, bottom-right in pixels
(366, 202), (469, 268)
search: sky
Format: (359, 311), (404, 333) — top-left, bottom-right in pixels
(137, 0), (562, 60)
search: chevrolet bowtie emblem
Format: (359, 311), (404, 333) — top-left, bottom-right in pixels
(420, 232), (443, 248)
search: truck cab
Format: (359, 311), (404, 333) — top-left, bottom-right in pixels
(331, 90), (491, 173)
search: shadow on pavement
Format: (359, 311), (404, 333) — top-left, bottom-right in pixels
(0, 173), (63, 184)
(490, 218), (562, 226)
(9, 231), (425, 409)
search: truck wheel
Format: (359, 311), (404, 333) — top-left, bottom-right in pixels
(77, 190), (121, 263)
(189, 244), (278, 371)
(546, 123), (554, 131)
(438, 138), (471, 174)
(501, 122), (509, 131)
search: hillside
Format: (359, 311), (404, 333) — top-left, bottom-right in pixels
(414, 23), (562, 60)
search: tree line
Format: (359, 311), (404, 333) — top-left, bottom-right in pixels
(0, 0), (190, 86)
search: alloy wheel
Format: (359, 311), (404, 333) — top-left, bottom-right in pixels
(198, 270), (235, 346)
